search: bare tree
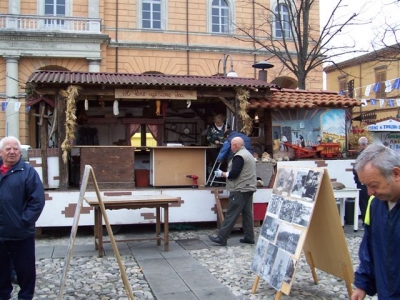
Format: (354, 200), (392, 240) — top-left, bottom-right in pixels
(235, 0), (369, 89)
(371, 1), (400, 52)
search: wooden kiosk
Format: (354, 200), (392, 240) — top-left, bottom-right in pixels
(251, 166), (354, 299)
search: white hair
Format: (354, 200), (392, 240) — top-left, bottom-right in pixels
(0, 136), (22, 151)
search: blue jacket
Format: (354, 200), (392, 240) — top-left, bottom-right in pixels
(216, 132), (253, 162)
(354, 197), (400, 299)
(0, 158), (45, 240)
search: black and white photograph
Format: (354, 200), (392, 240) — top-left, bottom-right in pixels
(251, 238), (269, 274)
(268, 194), (284, 216)
(276, 223), (303, 255)
(260, 215), (280, 242)
(269, 249), (291, 291)
(284, 258), (297, 284)
(292, 201), (314, 227)
(273, 168), (295, 196)
(290, 169), (309, 198)
(302, 170), (323, 201)
(278, 198), (297, 223)
(260, 243), (278, 282)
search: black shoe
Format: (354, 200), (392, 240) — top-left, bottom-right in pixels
(240, 238), (255, 244)
(208, 235), (227, 246)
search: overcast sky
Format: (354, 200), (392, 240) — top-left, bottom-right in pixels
(319, 0), (399, 62)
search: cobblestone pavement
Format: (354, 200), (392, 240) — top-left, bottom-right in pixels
(9, 222), (377, 300)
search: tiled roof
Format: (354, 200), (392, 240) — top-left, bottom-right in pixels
(27, 71), (360, 109)
(324, 43), (400, 72)
(248, 88), (361, 109)
(27, 70), (279, 89)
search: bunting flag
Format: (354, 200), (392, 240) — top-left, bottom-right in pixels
(388, 99), (395, 107)
(364, 84), (372, 96)
(360, 99), (367, 106)
(379, 99), (385, 107)
(370, 99), (377, 105)
(339, 90), (345, 95)
(14, 102), (21, 112)
(0, 102), (21, 112)
(394, 78), (400, 90)
(397, 99), (400, 107)
(385, 80), (393, 93)
(373, 82), (381, 92)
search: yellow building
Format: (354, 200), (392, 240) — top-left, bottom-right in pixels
(324, 44), (400, 127)
(0, 0), (323, 145)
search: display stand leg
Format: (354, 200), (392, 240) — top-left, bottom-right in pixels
(251, 275), (260, 293)
(156, 207), (161, 246)
(341, 264), (353, 298)
(274, 291), (283, 300)
(305, 251), (319, 284)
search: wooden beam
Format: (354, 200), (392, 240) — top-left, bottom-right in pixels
(218, 97), (235, 113)
(39, 102), (49, 189)
(121, 118), (165, 125)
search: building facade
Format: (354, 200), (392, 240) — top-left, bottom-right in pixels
(324, 44), (400, 127)
(0, 0), (323, 145)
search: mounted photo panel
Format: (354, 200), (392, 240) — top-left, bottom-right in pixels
(251, 167), (354, 299)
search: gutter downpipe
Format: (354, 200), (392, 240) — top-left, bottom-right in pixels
(115, 0), (119, 72)
(253, 0), (256, 79)
(186, 0), (189, 74)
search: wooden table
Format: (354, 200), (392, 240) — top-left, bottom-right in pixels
(333, 188), (360, 232)
(85, 195), (181, 257)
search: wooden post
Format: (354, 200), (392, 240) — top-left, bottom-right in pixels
(58, 165), (135, 300)
(38, 102), (49, 188)
(251, 275), (260, 293)
(56, 91), (68, 190)
(305, 251), (318, 284)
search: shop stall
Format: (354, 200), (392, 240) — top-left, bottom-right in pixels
(367, 119), (400, 151)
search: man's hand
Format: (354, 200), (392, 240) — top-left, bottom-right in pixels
(351, 288), (366, 300)
(214, 169), (223, 177)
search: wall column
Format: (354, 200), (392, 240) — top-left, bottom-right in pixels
(87, 58), (101, 72)
(4, 55), (20, 138)
(88, 0), (100, 17)
(9, 0), (20, 13)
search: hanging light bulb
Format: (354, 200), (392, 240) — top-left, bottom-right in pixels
(84, 98), (88, 110)
(113, 100), (119, 116)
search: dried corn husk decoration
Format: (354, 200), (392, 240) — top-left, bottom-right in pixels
(60, 85), (79, 163)
(235, 87), (253, 135)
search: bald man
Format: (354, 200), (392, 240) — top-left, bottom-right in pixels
(209, 137), (257, 246)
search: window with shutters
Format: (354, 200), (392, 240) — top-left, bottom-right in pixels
(375, 67), (387, 99)
(338, 76), (348, 96)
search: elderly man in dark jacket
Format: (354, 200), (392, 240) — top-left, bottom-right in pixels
(0, 136), (45, 300)
(352, 144), (400, 299)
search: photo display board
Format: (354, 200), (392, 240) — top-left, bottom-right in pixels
(251, 167), (322, 293)
(251, 166), (354, 298)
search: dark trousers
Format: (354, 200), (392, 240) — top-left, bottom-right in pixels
(357, 184), (369, 223)
(0, 236), (36, 300)
(218, 191), (254, 242)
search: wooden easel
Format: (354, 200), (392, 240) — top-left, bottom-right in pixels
(251, 167), (354, 299)
(58, 165), (134, 300)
